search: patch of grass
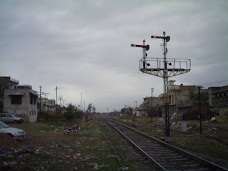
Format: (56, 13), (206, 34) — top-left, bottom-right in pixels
(216, 116), (228, 124)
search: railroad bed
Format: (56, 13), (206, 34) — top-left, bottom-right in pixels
(108, 120), (228, 171)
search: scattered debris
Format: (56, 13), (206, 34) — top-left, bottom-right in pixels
(118, 166), (129, 171)
(89, 162), (99, 170)
(210, 117), (216, 122)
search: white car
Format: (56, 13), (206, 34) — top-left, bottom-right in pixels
(0, 121), (25, 140)
(0, 113), (24, 123)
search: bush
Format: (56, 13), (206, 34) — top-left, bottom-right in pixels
(147, 107), (158, 118)
(38, 110), (52, 121)
(64, 104), (83, 120)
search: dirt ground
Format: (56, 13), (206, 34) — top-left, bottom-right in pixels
(0, 119), (148, 171)
(1, 116), (228, 170)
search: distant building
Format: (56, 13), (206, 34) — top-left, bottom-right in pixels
(120, 106), (133, 116)
(37, 97), (55, 112)
(132, 108), (140, 116)
(158, 80), (199, 119)
(3, 84), (38, 122)
(138, 96), (161, 116)
(0, 77), (19, 112)
(208, 85), (228, 116)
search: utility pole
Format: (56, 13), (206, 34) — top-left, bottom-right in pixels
(59, 97), (62, 107)
(134, 101), (138, 115)
(62, 99), (66, 107)
(84, 101), (85, 112)
(55, 86), (60, 112)
(81, 92), (83, 111)
(39, 86), (42, 112)
(134, 101), (138, 108)
(43, 93), (49, 99)
(151, 88), (154, 109)
(150, 88), (154, 125)
(198, 86), (202, 134)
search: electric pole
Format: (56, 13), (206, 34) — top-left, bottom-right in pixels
(81, 92), (83, 111)
(55, 86), (60, 112)
(39, 86), (42, 112)
(198, 86), (202, 134)
(151, 88), (154, 109)
(84, 101), (86, 112)
(59, 97), (62, 107)
(62, 99), (66, 107)
(134, 101), (138, 115)
(43, 92), (49, 99)
(38, 86), (47, 112)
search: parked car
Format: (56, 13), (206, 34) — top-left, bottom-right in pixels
(0, 113), (24, 123)
(0, 121), (25, 140)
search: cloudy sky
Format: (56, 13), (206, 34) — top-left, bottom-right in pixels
(1, 0), (228, 112)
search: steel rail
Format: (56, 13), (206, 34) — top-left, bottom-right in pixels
(108, 119), (228, 171)
(109, 121), (167, 171)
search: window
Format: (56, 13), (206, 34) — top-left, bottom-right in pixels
(11, 95), (22, 104)
(30, 93), (37, 104)
(0, 113), (6, 117)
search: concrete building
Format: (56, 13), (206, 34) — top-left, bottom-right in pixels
(3, 84), (38, 122)
(37, 97), (55, 112)
(120, 106), (133, 116)
(208, 85), (228, 116)
(160, 80), (198, 118)
(132, 108), (141, 116)
(0, 77), (19, 112)
(139, 96), (161, 116)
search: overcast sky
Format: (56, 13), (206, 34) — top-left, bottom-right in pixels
(1, 0), (228, 112)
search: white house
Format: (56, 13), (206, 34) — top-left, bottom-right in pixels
(37, 97), (55, 111)
(3, 85), (38, 122)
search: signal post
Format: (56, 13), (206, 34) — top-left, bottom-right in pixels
(131, 32), (191, 136)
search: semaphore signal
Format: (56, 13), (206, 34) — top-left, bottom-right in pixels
(131, 40), (150, 69)
(131, 44), (150, 51)
(151, 35), (170, 42)
(131, 31), (191, 137)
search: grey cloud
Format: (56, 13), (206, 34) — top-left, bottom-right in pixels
(1, 0), (228, 112)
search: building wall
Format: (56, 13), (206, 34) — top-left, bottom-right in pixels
(3, 88), (38, 122)
(37, 98), (55, 111)
(208, 86), (228, 116)
(139, 97), (161, 116)
(0, 77), (19, 112)
(158, 81), (198, 118)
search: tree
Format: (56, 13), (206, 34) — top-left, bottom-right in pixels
(84, 103), (96, 121)
(64, 104), (76, 120)
(147, 107), (157, 118)
(86, 103), (92, 112)
(92, 106), (96, 114)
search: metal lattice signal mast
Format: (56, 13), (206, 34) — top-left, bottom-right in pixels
(131, 32), (191, 136)
(151, 32), (169, 115)
(149, 32), (191, 102)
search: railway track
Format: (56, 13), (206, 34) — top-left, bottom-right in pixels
(107, 120), (228, 171)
